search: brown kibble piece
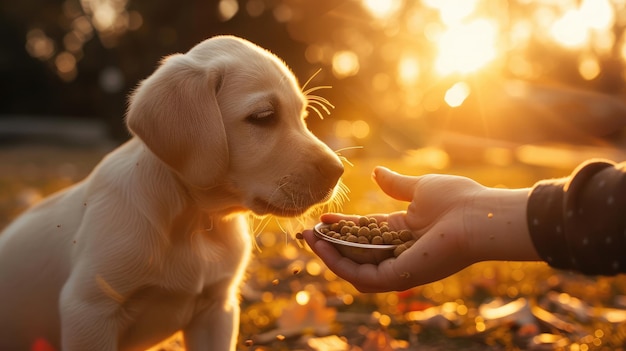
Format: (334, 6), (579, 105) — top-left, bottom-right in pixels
(394, 245), (407, 257)
(358, 216), (369, 226)
(358, 226), (370, 237)
(382, 232), (394, 244)
(320, 216), (416, 248)
(399, 230), (412, 241)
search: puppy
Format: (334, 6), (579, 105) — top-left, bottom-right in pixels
(0, 35), (344, 350)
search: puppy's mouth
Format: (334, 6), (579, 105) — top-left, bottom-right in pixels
(251, 198), (308, 217)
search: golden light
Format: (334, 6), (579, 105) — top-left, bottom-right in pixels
(305, 260), (322, 276)
(403, 147), (450, 170)
(55, 52), (76, 74)
(578, 54), (600, 80)
(334, 119), (370, 139)
(332, 50), (360, 78)
(218, 0), (239, 21)
(361, 0), (402, 19)
(580, 0), (614, 30)
(92, 2), (117, 32)
(444, 81), (471, 108)
(550, 9), (587, 48)
(55, 51), (78, 81)
(295, 290), (310, 306)
(26, 29), (55, 60)
(397, 55), (420, 86)
(378, 314), (391, 327)
(351, 120), (370, 139)
(435, 19), (498, 75)
(423, 0), (478, 25)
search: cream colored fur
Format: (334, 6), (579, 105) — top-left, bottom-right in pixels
(0, 35), (343, 351)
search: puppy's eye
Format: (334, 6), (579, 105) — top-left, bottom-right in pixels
(246, 110), (277, 125)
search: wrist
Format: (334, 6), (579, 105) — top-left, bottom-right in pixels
(466, 187), (540, 262)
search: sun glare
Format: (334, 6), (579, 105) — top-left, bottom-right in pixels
(362, 0), (402, 19)
(444, 81), (471, 108)
(397, 55), (420, 86)
(423, 0), (478, 25)
(435, 19), (498, 76)
(332, 50), (360, 78)
(550, 0), (615, 49)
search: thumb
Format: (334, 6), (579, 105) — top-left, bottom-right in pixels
(372, 166), (420, 202)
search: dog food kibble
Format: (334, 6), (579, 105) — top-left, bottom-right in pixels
(319, 216), (415, 258)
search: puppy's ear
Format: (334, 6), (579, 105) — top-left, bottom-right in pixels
(126, 54), (228, 189)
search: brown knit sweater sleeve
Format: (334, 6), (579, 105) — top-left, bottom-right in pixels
(527, 159), (626, 275)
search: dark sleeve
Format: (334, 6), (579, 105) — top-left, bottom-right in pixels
(527, 159), (626, 275)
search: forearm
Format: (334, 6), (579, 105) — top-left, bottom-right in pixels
(466, 187), (541, 262)
(527, 160), (626, 275)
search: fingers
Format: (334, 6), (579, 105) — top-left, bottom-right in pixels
(303, 229), (416, 292)
(373, 166), (420, 202)
(304, 226), (470, 292)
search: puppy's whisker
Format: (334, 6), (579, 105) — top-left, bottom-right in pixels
(333, 145), (363, 168)
(301, 68), (323, 92)
(307, 94), (335, 109)
(334, 145), (364, 153)
(307, 99), (333, 117)
(303, 85), (332, 96)
(252, 215), (272, 237)
(307, 105), (327, 120)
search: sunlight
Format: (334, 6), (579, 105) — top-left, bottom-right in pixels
(580, 0), (614, 30)
(295, 290), (311, 305)
(361, 0), (403, 19)
(550, 0), (614, 49)
(550, 9), (587, 48)
(423, 0), (478, 25)
(444, 82), (471, 108)
(218, 0), (239, 21)
(26, 29), (55, 60)
(332, 50), (359, 78)
(397, 54), (420, 86)
(578, 54), (600, 80)
(435, 19), (498, 75)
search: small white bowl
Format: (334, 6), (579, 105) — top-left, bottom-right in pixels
(313, 222), (398, 264)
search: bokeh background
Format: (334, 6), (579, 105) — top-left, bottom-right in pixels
(2, 0), (626, 350)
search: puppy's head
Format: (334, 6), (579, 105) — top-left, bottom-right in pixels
(126, 35), (344, 217)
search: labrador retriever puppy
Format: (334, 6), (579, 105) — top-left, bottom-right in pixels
(0, 35), (344, 351)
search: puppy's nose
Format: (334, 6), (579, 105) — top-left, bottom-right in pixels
(317, 155), (344, 186)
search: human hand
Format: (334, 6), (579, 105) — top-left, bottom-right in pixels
(303, 166), (535, 292)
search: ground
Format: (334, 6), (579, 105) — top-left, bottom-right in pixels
(1, 143), (625, 351)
